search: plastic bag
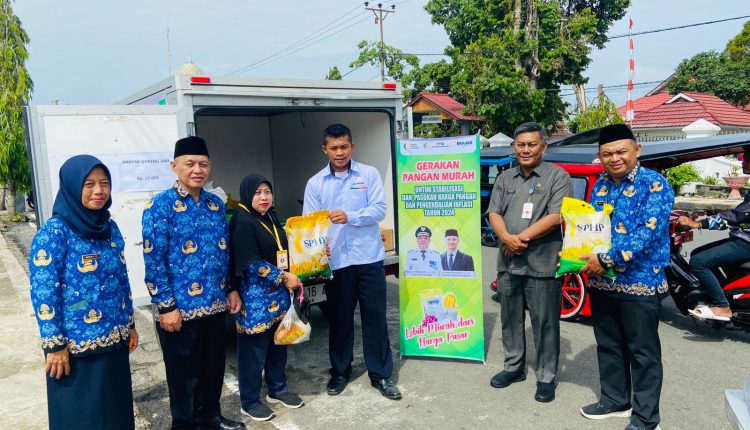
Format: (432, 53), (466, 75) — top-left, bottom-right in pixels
(293, 283), (311, 325)
(274, 293), (311, 345)
(203, 182), (228, 203)
(284, 210), (333, 283)
(556, 197), (616, 279)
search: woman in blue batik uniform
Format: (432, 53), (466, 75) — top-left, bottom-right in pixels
(229, 174), (304, 422)
(29, 155), (138, 430)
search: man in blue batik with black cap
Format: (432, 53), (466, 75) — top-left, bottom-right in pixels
(579, 124), (673, 430)
(143, 136), (244, 430)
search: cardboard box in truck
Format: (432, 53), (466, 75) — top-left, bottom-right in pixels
(25, 75), (404, 305)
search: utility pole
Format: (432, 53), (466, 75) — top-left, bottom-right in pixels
(364, 2), (395, 83)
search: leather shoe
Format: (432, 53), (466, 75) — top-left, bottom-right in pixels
(371, 378), (402, 400)
(327, 375), (348, 395)
(199, 415), (246, 430)
(534, 381), (556, 403)
(490, 370), (525, 388)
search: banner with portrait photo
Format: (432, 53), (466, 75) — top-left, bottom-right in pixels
(397, 135), (484, 361)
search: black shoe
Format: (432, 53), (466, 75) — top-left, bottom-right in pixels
(201, 415), (247, 430)
(534, 381), (555, 403)
(240, 403), (275, 422)
(370, 378), (402, 400)
(327, 375), (349, 395)
(266, 392), (304, 408)
(490, 370), (526, 388)
(580, 401), (632, 420)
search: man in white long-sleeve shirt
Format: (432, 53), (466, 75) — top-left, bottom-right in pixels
(303, 123), (401, 401)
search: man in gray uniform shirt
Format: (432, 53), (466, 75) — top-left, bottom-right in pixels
(486, 122), (572, 403)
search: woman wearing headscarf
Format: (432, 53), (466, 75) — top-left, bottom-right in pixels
(230, 174), (304, 422)
(29, 155), (137, 430)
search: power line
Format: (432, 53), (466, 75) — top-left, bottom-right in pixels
(227, 4), (364, 75)
(228, 0), (416, 75)
(248, 14), (373, 73)
(400, 15), (750, 57)
(608, 15), (750, 39)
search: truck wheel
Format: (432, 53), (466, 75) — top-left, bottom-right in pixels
(560, 273), (586, 320)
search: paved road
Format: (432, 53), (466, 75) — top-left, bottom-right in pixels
(2, 222), (749, 429)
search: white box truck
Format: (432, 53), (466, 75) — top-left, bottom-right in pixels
(25, 74), (404, 305)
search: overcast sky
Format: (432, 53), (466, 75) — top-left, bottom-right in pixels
(13, 0), (750, 110)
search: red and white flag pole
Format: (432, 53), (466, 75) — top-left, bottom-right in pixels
(625, 17), (635, 124)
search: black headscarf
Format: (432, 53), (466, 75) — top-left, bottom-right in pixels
(229, 174), (289, 278)
(52, 155), (113, 240)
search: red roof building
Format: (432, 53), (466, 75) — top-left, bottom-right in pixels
(407, 92), (482, 122)
(617, 92), (750, 141)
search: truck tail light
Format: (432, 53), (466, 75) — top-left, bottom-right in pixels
(190, 76), (211, 84)
(383, 82), (397, 90)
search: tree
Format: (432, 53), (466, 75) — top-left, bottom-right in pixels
(726, 20), (750, 62)
(0, 0), (33, 217)
(325, 66), (342, 80)
(665, 163), (701, 193)
(568, 93), (624, 133)
(669, 50), (750, 107)
(349, 40), (419, 83)
(415, 0), (629, 136)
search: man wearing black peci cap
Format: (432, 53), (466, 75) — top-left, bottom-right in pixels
(579, 124), (673, 430)
(440, 229), (474, 272)
(142, 136), (245, 430)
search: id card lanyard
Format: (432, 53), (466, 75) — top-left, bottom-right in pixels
(237, 203), (289, 269)
(521, 184), (536, 219)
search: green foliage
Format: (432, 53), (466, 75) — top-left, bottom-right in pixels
(568, 95), (624, 133)
(665, 163), (702, 192)
(701, 175), (719, 185)
(0, 0), (33, 196)
(9, 213), (24, 222)
(413, 121), (465, 138)
(401, 59), (456, 101)
(325, 66), (342, 80)
(726, 20), (750, 62)
(411, 0), (630, 136)
(669, 50), (750, 107)
(349, 40), (419, 82)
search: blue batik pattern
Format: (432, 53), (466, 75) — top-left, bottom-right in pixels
(235, 259), (290, 334)
(588, 164), (675, 297)
(29, 218), (133, 355)
(142, 183), (229, 320)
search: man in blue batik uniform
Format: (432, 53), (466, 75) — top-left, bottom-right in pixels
(578, 124), (674, 430)
(142, 136), (244, 430)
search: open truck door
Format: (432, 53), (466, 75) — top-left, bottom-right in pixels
(25, 105), (185, 305)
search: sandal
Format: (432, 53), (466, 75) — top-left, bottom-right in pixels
(688, 305), (731, 322)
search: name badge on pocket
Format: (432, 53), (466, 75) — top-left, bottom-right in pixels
(277, 250), (289, 270)
(522, 202), (533, 219)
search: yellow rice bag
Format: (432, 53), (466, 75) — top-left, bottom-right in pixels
(556, 197), (616, 278)
(284, 210), (333, 283)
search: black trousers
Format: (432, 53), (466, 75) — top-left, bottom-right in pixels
(237, 324), (288, 410)
(157, 312), (226, 429)
(590, 293), (662, 430)
(47, 343), (134, 430)
(327, 260), (394, 380)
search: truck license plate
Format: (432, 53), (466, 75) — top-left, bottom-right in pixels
(304, 283), (326, 305)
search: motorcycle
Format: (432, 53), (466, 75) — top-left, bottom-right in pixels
(665, 210), (750, 331)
